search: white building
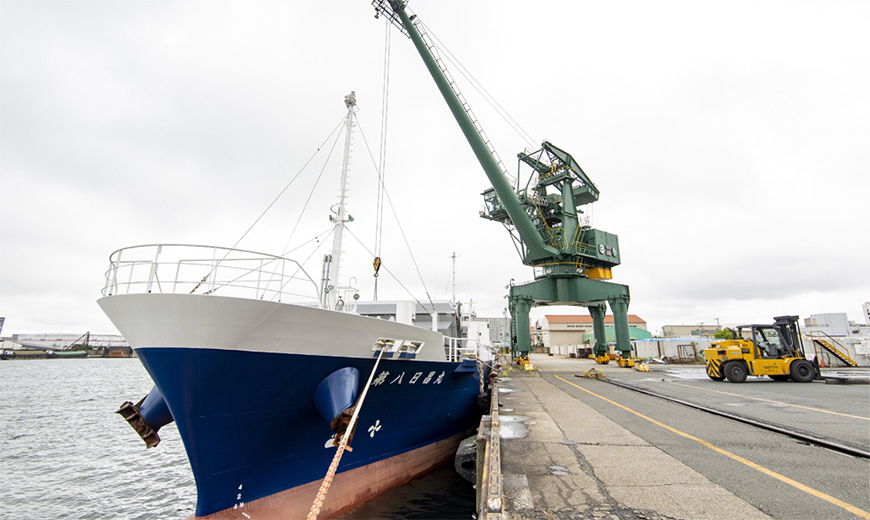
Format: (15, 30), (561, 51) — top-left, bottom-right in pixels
(803, 310), (870, 367)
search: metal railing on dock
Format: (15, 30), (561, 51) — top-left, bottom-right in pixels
(808, 331), (858, 367)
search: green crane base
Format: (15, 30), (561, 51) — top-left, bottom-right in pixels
(509, 275), (631, 360)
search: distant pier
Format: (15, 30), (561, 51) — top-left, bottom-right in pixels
(1, 333), (133, 359)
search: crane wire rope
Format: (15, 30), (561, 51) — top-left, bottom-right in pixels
(189, 116), (346, 294)
(420, 20), (538, 150)
(374, 18), (393, 300)
(354, 113), (437, 314)
(375, 17), (392, 260)
(345, 227), (432, 314)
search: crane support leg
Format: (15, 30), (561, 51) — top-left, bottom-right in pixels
(589, 304), (608, 357)
(609, 297), (632, 357)
(510, 297), (533, 361)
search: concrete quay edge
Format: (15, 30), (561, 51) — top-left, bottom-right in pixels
(481, 361), (772, 520)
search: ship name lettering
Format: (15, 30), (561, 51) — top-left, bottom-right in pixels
(371, 371), (389, 387)
(390, 372), (405, 384)
(408, 372), (423, 384)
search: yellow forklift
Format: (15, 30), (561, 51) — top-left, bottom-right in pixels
(704, 315), (818, 383)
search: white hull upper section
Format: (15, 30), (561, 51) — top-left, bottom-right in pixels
(98, 293), (448, 362)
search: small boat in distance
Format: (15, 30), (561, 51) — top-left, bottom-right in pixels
(103, 93), (491, 519)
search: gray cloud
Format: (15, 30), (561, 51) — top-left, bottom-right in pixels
(2, 0), (868, 336)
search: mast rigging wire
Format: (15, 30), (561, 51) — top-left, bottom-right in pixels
(273, 226), (336, 302)
(345, 227), (433, 315)
(190, 117), (347, 293)
(281, 118), (348, 256)
(202, 225), (336, 301)
(354, 114), (437, 315)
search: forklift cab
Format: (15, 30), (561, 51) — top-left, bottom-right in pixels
(735, 315), (804, 360)
(751, 326), (783, 359)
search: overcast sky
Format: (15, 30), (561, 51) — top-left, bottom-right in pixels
(2, 0), (868, 337)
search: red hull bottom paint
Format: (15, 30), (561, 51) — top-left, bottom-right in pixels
(190, 433), (465, 520)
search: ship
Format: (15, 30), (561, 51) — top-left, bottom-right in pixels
(104, 91), (492, 519)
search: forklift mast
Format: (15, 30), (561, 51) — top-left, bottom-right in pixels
(773, 315), (805, 357)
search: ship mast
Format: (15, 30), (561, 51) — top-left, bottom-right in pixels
(323, 91), (357, 310)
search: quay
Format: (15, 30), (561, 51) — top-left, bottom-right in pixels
(475, 355), (870, 520)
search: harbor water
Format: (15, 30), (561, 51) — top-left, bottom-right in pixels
(1, 359), (474, 519)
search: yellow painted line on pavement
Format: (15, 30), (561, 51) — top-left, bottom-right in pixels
(665, 380), (870, 421)
(553, 374), (870, 519)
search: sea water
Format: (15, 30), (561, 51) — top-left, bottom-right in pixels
(0, 359), (474, 519)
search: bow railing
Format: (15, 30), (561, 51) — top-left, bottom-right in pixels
(101, 244), (319, 303)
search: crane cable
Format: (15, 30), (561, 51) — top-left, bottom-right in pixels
(421, 20), (537, 150)
(354, 118), (437, 315)
(345, 227), (432, 315)
(373, 18), (392, 299)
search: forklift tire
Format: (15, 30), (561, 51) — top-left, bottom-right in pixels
(724, 362), (748, 383)
(790, 360), (815, 383)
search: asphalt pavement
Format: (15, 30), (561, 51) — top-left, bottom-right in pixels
(497, 354), (870, 520)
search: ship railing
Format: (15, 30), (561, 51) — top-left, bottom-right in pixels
(101, 244), (319, 303)
(444, 336), (480, 362)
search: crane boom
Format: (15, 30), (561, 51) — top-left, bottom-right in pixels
(373, 0), (634, 361)
(375, 0), (622, 276)
(376, 0), (555, 262)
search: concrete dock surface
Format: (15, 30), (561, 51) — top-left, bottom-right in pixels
(498, 356), (776, 520)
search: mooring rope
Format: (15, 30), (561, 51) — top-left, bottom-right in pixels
(306, 345), (388, 519)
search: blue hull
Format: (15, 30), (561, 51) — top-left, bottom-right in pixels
(137, 347), (484, 517)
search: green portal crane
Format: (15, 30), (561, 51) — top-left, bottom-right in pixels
(373, 0), (633, 360)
